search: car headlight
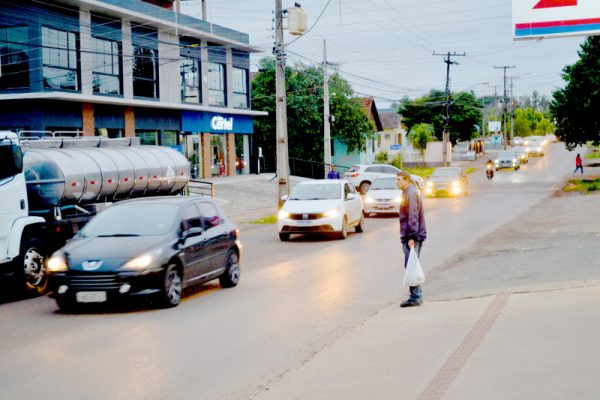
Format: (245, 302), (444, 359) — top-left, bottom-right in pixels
(494, 160), (499, 164)
(122, 249), (161, 270)
(365, 197), (375, 204)
(451, 181), (460, 187)
(278, 210), (290, 219)
(393, 197), (402, 203)
(324, 208), (338, 218)
(426, 181), (433, 188)
(47, 252), (68, 272)
(512, 159), (517, 163)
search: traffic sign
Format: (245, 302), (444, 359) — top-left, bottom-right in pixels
(513, 0), (600, 39)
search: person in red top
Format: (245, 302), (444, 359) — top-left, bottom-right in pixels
(573, 153), (583, 175)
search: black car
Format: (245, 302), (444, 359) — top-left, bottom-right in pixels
(46, 196), (242, 310)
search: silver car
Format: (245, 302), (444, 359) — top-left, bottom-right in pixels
(363, 176), (402, 216)
(494, 150), (521, 171)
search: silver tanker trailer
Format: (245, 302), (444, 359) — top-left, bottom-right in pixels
(0, 132), (190, 295)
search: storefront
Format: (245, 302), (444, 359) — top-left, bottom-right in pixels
(182, 111), (253, 178)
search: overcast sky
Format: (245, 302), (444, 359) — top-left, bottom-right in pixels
(182, 0), (585, 108)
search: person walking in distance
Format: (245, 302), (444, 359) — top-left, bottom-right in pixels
(327, 165), (340, 179)
(396, 171), (427, 307)
(573, 153), (584, 175)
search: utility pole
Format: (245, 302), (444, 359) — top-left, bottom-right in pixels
(274, 0), (289, 207)
(323, 39), (331, 177)
(433, 51), (466, 166)
(494, 65), (516, 149)
(509, 76), (519, 144)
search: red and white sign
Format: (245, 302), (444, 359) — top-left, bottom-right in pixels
(513, 0), (600, 39)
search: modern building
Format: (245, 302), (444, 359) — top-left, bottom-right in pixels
(0, 0), (267, 178)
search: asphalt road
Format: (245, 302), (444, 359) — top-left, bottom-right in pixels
(0, 143), (583, 399)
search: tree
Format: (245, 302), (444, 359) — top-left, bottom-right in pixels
(511, 108), (554, 137)
(399, 89), (482, 144)
(408, 123), (434, 167)
(251, 59), (374, 173)
(551, 36), (600, 149)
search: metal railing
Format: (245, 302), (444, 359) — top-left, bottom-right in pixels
(187, 179), (214, 198)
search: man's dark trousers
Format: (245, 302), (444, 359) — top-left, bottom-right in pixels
(402, 241), (423, 300)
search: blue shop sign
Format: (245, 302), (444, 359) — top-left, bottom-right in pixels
(182, 111), (253, 134)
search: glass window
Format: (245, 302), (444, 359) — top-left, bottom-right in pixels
(160, 130), (178, 147)
(81, 203), (178, 237)
(232, 67), (248, 108)
(207, 62), (226, 106)
(92, 37), (121, 95)
(196, 202), (221, 228)
(0, 26), (30, 90)
(135, 130), (158, 145)
(181, 204), (203, 231)
(42, 26), (79, 91)
(133, 46), (158, 98)
(95, 128), (122, 138)
(181, 59), (200, 103)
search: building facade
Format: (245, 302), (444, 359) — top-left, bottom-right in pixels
(0, 0), (266, 178)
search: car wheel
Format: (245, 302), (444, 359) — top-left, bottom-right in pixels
(18, 237), (48, 296)
(355, 214), (364, 233)
(159, 264), (182, 308)
(219, 250), (240, 288)
(278, 232), (290, 241)
(358, 181), (371, 194)
(337, 216), (348, 240)
(55, 297), (77, 313)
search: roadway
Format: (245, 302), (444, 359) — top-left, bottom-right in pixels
(0, 143), (581, 399)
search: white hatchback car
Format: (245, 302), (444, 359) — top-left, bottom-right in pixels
(344, 164), (423, 194)
(363, 176), (402, 216)
(277, 180), (364, 241)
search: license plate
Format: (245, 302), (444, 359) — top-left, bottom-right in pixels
(76, 291), (107, 303)
(297, 220), (313, 226)
(376, 203), (392, 209)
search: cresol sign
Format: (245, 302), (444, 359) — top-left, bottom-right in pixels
(210, 116), (234, 131)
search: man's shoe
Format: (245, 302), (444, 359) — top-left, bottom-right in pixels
(400, 298), (423, 308)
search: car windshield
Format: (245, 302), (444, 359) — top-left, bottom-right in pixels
(80, 203), (179, 237)
(289, 183), (340, 200)
(431, 168), (460, 177)
(347, 165), (360, 173)
(370, 177), (399, 190)
(498, 151), (517, 158)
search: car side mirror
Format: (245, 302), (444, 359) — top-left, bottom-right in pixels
(281, 194), (289, 202)
(180, 226), (203, 241)
(346, 193), (356, 200)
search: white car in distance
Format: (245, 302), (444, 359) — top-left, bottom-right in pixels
(277, 180), (364, 241)
(363, 176), (402, 217)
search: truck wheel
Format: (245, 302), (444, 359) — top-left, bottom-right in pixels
(18, 237), (48, 296)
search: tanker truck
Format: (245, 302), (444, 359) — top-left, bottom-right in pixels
(0, 131), (190, 295)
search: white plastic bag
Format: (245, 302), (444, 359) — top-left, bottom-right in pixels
(403, 247), (425, 286)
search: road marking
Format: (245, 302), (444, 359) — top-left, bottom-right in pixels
(418, 292), (510, 400)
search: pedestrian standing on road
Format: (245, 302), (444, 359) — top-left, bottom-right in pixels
(573, 153), (584, 175)
(327, 165), (340, 179)
(396, 171), (427, 307)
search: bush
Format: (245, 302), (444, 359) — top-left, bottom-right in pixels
(390, 153), (403, 169)
(375, 151), (388, 164)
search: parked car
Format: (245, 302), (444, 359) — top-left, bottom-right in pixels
(494, 150), (521, 170)
(513, 146), (529, 163)
(364, 176), (403, 216)
(46, 197), (242, 310)
(512, 136), (524, 146)
(344, 164), (423, 194)
(277, 179), (364, 241)
(424, 167), (469, 197)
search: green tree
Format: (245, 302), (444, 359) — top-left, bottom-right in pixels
(399, 89), (482, 143)
(551, 36), (600, 149)
(251, 59), (373, 172)
(511, 108), (554, 137)
(408, 123), (434, 167)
